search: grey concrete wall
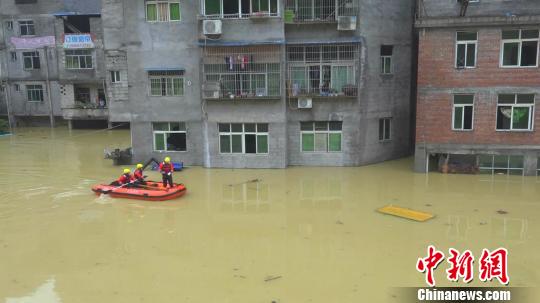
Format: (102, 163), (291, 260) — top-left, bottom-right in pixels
(6, 80), (62, 116)
(419, 0), (540, 18)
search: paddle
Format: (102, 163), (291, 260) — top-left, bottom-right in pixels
(102, 180), (136, 194)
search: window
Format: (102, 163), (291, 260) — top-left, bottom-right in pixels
(203, 0), (279, 18)
(26, 85), (44, 102)
(153, 122), (187, 151)
(300, 121), (342, 152)
(380, 45), (393, 74)
(479, 155), (524, 176)
(65, 50), (93, 69)
(453, 95), (474, 130)
(18, 20), (35, 36)
(284, 0), (354, 22)
(22, 51), (40, 70)
(10, 52), (17, 61)
(219, 123), (269, 154)
(149, 70), (184, 96)
(15, 0), (38, 3)
(496, 94), (535, 131)
(110, 71), (121, 83)
(5, 21), (13, 30)
(287, 44), (358, 97)
(146, 1), (181, 22)
(378, 118), (391, 141)
(456, 31), (477, 68)
(14, 84), (20, 92)
(501, 29), (539, 67)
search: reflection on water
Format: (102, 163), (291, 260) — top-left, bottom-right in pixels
(0, 128), (539, 302)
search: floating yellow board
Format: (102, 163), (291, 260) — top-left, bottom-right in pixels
(377, 205), (434, 222)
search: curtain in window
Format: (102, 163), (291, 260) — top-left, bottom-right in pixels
(331, 66), (349, 92)
(328, 133), (341, 152)
(158, 3), (168, 21)
(205, 0), (221, 15)
(169, 3), (181, 20)
(146, 4), (157, 21)
(302, 133), (314, 151)
(291, 67), (307, 96)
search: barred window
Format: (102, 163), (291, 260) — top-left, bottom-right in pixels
(149, 70), (184, 96)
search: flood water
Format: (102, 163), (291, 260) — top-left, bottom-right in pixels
(0, 128), (538, 302)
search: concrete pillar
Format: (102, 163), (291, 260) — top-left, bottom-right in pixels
(523, 152), (537, 176)
(67, 120), (73, 131)
(414, 145), (428, 173)
(108, 121), (113, 129)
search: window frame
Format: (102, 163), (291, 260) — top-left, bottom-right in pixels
(380, 45), (393, 74)
(22, 51), (40, 70)
(479, 155), (524, 176)
(378, 118), (391, 142)
(18, 20), (35, 36)
(455, 31), (478, 69)
(26, 84), (44, 102)
(218, 123), (269, 154)
(495, 94), (535, 131)
(300, 121), (343, 153)
(499, 29), (540, 68)
(452, 94), (475, 131)
(149, 75), (185, 97)
(152, 122), (187, 152)
(65, 49), (94, 69)
(145, 0), (181, 22)
(202, 0), (280, 19)
(110, 71), (121, 83)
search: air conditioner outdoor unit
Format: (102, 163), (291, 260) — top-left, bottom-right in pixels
(337, 16), (357, 31)
(203, 20), (222, 35)
(203, 82), (220, 99)
(297, 97), (312, 109)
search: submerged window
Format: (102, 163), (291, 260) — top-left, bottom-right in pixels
(22, 51), (40, 70)
(456, 31), (477, 68)
(496, 94), (534, 131)
(378, 118), (391, 141)
(501, 29), (539, 67)
(380, 45), (393, 74)
(146, 0), (181, 22)
(149, 70), (184, 96)
(65, 50), (93, 69)
(153, 122), (187, 151)
(18, 20), (35, 36)
(453, 95), (474, 130)
(219, 123), (269, 154)
(26, 84), (44, 102)
(479, 155), (524, 176)
(300, 121), (342, 152)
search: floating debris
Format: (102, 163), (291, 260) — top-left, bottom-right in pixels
(377, 205), (434, 222)
(479, 221), (488, 226)
(264, 275), (282, 282)
(335, 220), (344, 225)
(496, 210), (508, 215)
(228, 179), (260, 187)
(425, 204), (432, 207)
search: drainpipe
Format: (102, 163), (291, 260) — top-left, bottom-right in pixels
(44, 46), (55, 127)
(3, 80), (13, 132)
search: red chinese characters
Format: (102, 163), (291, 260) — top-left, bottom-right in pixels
(479, 248), (509, 285)
(416, 245), (445, 287)
(446, 248), (474, 283)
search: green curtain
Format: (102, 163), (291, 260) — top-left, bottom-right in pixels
(169, 3), (181, 20)
(154, 133), (165, 151)
(173, 78), (184, 95)
(301, 133), (314, 152)
(291, 67), (307, 94)
(205, 0), (220, 15)
(331, 66), (348, 92)
(146, 4), (157, 21)
(257, 135), (268, 153)
(328, 134), (341, 152)
(268, 73), (280, 96)
(231, 135), (242, 153)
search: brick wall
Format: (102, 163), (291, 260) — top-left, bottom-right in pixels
(416, 27), (540, 145)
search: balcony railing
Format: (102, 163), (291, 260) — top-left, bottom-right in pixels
(287, 44), (359, 98)
(201, 0), (279, 19)
(202, 45), (281, 100)
(284, 0), (358, 23)
(62, 107), (108, 120)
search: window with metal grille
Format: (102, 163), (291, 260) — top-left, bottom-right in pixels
(146, 0), (181, 22)
(148, 70), (184, 96)
(300, 121), (342, 152)
(218, 123), (269, 154)
(203, 0), (279, 18)
(203, 46), (281, 99)
(65, 50), (93, 69)
(18, 20), (35, 36)
(23, 51), (40, 70)
(26, 85), (44, 102)
(287, 44), (358, 97)
(284, 0), (357, 23)
(153, 122), (187, 151)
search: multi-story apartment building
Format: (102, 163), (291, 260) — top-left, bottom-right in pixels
(103, 0), (415, 168)
(0, 0), (107, 128)
(414, 0), (540, 176)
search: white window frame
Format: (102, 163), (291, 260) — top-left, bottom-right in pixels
(479, 155), (524, 176)
(218, 123), (269, 154)
(6, 21), (13, 31)
(202, 0), (280, 19)
(500, 29), (539, 68)
(149, 75), (184, 96)
(145, 0), (181, 22)
(452, 94), (475, 131)
(22, 51), (40, 70)
(26, 84), (44, 102)
(152, 122), (187, 152)
(455, 31), (477, 69)
(300, 121), (343, 153)
(110, 71), (121, 83)
(65, 50), (93, 69)
(379, 118), (391, 142)
(10, 51), (17, 62)
(496, 94), (535, 131)
(18, 20), (35, 36)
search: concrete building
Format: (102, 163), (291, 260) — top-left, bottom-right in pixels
(0, 0), (107, 128)
(414, 0), (540, 176)
(102, 0), (415, 168)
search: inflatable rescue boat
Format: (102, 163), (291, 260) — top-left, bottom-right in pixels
(92, 181), (186, 201)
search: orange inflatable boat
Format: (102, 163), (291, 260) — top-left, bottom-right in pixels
(91, 181), (187, 201)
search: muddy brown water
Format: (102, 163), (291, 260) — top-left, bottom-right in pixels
(0, 128), (538, 302)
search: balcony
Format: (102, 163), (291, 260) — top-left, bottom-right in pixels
(62, 107), (108, 120)
(284, 0), (358, 24)
(286, 44), (359, 98)
(202, 45), (282, 100)
(200, 0), (279, 19)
